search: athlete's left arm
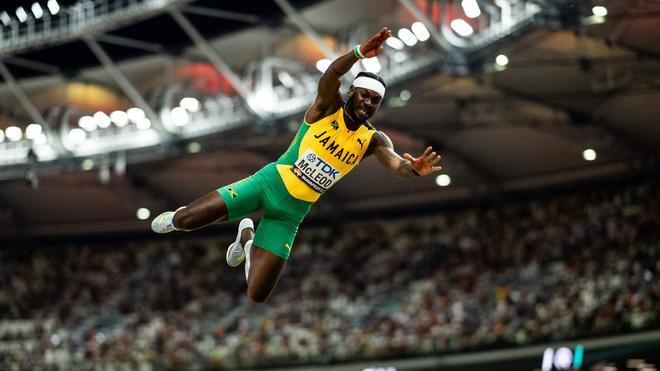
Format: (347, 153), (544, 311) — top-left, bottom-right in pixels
(367, 131), (442, 178)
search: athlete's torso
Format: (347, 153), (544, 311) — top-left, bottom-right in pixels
(275, 106), (376, 202)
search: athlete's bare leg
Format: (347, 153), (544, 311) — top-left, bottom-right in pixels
(173, 191), (228, 230)
(172, 191), (285, 303)
(246, 245), (286, 303)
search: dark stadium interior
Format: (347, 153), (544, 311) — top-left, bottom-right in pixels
(0, 0), (659, 370)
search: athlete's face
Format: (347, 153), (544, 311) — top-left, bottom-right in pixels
(348, 87), (382, 121)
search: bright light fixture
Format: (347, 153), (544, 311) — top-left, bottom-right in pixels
(47, 0), (60, 15)
(110, 110), (129, 127)
(1, 11), (12, 26)
(82, 158), (94, 170)
(435, 174), (451, 187)
(461, 0), (481, 18)
(5, 126), (22, 142)
(68, 128), (87, 145)
(592, 6), (607, 17)
(411, 22), (430, 42)
(171, 107), (190, 126)
(135, 117), (151, 130)
(385, 36), (405, 50)
(495, 54), (509, 66)
(25, 123), (42, 139)
(180, 97), (201, 112)
(78, 116), (96, 131)
(16, 7), (28, 23)
(582, 148), (597, 161)
(34, 133), (48, 145)
(277, 71), (296, 88)
(94, 111), (111, 128)
(127, 107), (145, 122)
(450, 19), (474, 37)
(31, 3), (44, 19)
(315, 59), (331, 73)
(136, 208), (151, 220)
(398, 28), (417, 46)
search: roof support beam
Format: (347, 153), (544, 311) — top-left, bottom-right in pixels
(167, 8), (264, 118)
(491, 82), (658, 157)
(273, 0), (338, 59)
(4, 56), (60, 75)
(182, 6), (260, 24)
(0, 60), (66, 155)
(97, 34), (164, 53)
(83, 37), (172, 139)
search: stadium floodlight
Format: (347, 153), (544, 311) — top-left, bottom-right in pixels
(16, 7), (28, 23)
(136, 208), (151, 220)
(78, 115), (96, 131)
(94, 111), (111, 128)
(68, 128), (87, 145)
(450, 19), (474, 37)
(25, 123), (43, 139)
(81, 158), (94, 170)
(385, 36), (404, 50)
(110, 111), (129, 127)
(398, 28), (417, 46)
(277, 71), (296, 89)
(31, 3), (44, 19)
(34, 133), (48, 145)
(495, 54), (509, 66)
(5, 126), (23, 141)
(411, 22), (430, 42)
(180, 97), (201, 112)
(315, 59), (331, 73)
(582, 148), (597, 161)
(47, 0), (60, 15)
(171, 107), (190, 126)
(592, 6), (607, 17)
(361, 57), (381, 73)
(435, 174), (451, 187)
(135, 117), (151, 130)
(126, 107), (145, 122)
(0, 11), (11, 26)
(461, 0), (481, 18)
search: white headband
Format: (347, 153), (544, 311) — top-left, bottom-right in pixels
(352, 76), (386, 98)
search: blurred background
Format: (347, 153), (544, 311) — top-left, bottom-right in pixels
(0, 0), (658, 370)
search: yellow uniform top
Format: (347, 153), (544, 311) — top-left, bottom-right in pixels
(275, 107), (376, 202)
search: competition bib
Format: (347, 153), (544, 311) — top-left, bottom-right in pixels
(290, 149), (343, 193)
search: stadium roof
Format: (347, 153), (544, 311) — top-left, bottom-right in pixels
(0, 0), (658, 237)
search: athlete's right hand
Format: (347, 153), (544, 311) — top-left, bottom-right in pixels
(359, 27), (392, 58)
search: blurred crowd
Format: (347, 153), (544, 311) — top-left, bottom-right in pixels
(1, 180), (659, 370)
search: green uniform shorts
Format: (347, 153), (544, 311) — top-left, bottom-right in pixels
(217, 163), (313, 260)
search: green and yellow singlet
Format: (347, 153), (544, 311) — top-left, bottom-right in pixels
(276, 106), (376, 203)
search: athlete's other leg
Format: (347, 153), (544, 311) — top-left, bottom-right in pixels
(245, 244), (286, 303)
(173, 191), (228, 231)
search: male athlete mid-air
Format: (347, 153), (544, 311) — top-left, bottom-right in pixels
(151, 27), (442, 302)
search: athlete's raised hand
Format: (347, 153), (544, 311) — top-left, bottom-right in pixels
(358, 27), (392, 58)
(404, 146), (442, 176)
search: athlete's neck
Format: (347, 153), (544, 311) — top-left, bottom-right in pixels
(343, 101), (364, 131)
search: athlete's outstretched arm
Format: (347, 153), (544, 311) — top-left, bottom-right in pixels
(369, 131), (442, 178)
(305, 27), (392, 123)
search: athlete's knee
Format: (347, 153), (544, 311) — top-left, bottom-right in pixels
(246, 284), (270, 303)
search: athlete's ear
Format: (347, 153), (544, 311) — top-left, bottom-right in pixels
(348, 86), (355, 96)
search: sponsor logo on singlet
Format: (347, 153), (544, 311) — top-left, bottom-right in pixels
(291, 149), (342, 193)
